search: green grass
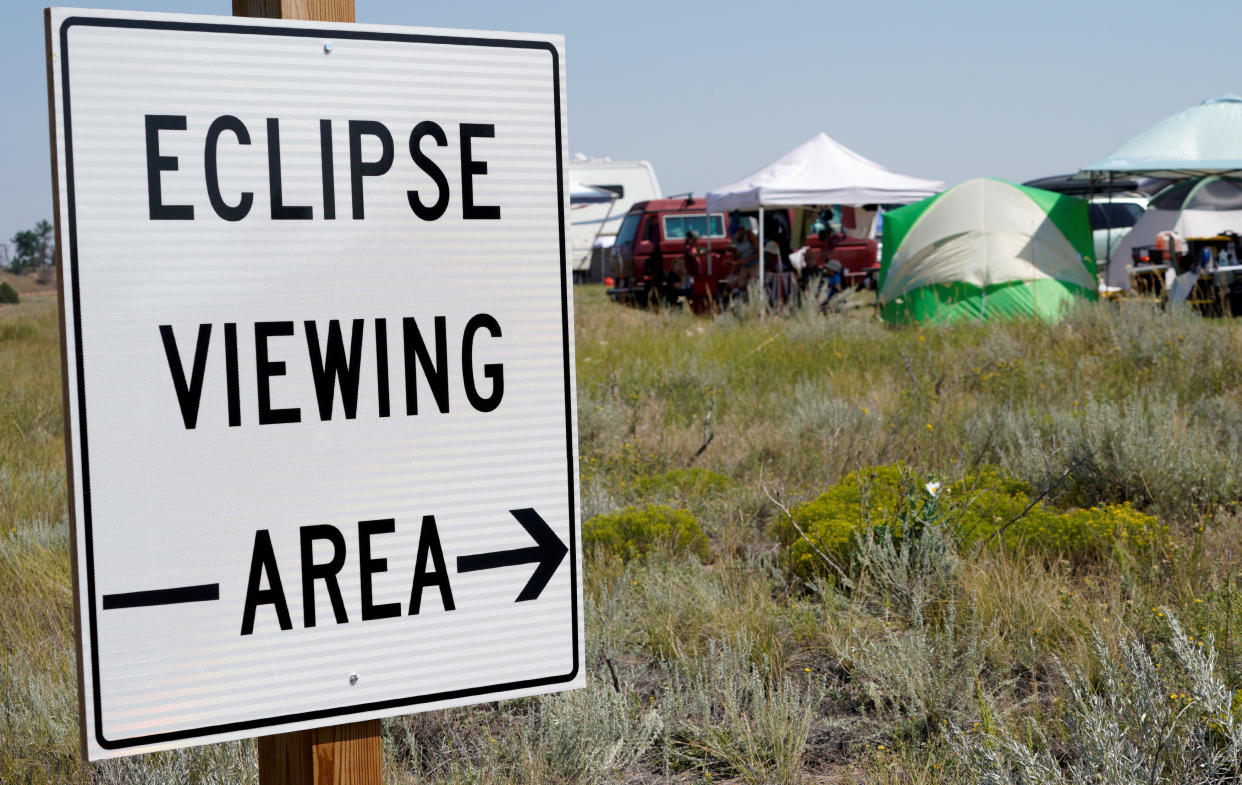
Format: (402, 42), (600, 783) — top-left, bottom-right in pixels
(7, 287), (1242, 782)
(0, 297), (65, 530)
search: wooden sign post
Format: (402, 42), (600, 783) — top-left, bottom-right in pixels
(256, 721), (381, 785)
(229, 3), (381, 785)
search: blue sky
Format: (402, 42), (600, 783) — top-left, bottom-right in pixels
(4, 0), (1240, 247)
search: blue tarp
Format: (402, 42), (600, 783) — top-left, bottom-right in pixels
(1081, 95), (1242, 178)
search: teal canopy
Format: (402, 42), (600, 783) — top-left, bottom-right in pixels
(1082, 95), (1242, 178)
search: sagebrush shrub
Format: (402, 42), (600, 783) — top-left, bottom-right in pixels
(0, 282), (19, 304)
(663, 638), (824, 785)
(532, 681), (663, 785)
(583, 505), (711, 562)
(851, 600), (986, 740)
(851, 515), (960, 623)
(950, 612), (1242, 784)
(966, 394), (1242, 520)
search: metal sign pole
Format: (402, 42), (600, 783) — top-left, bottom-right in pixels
(232, 6), (382, 785)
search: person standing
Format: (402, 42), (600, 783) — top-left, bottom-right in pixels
(662, 229), (702, 306)
(682, 229), (703, 277)
(764, 240), (797, 307)
(724, 214), (760, 302)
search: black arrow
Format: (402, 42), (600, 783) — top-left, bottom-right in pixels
(456, 508), (568, 602)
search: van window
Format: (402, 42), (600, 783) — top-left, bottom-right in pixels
(662, 214), (726, 240)
(644, 218), (658, 243)
(615, 214), (641, 245)
(1089, 202), (1144, 230)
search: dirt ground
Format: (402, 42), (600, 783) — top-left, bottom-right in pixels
(0, 268), (58, 298)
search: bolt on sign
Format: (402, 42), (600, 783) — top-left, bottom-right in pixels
(45, 8), (581, 760)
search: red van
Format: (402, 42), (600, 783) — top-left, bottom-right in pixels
(607, 198), (733, 307)
(608, 199), (805, 308)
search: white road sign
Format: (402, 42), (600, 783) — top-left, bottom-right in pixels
(46, 8), (581, 760)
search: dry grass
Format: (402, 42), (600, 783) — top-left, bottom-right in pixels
(6, 287), (1242, 782)
(0, 269), (58, 296)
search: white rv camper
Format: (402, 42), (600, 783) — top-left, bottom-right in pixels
(568, 156), (661, 283)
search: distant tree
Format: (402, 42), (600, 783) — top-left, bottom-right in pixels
(10, 220), (54, 274)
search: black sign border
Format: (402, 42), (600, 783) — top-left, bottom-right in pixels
(56, 14), (578, 752)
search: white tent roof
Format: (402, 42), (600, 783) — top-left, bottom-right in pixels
(1082, 95), (1242, 178)
(705, 132), (945, 212)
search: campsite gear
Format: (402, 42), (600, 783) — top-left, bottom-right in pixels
(1106, 176), (1242, 290)
(1200, 247), (1215, 272)
(1173, 234), (1242, 315)
(878, 178), (1097, 324)
(1156, 230), (1187, 255)
(801, 231), (878, 279)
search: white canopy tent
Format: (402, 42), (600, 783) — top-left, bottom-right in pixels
(706, 132), (946, 211)
(705, 132), (945, 299)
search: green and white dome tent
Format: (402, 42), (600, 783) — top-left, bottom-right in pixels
(878, 178), (1098, 324)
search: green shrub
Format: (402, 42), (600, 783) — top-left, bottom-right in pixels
(583, 505), (711, 562)
(632, 467), (733, 500)
(0, 282), (19, 304)
(777, 463), (912, 574)
(960, 499), (1164, 557)
(950, 468), (1165, 560)
(779, 463), (1165, 579)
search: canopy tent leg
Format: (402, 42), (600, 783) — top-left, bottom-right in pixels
(705, 206), (713, 277)
(758, 206), (765, 312)
(1106, 172), (1114, 281)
